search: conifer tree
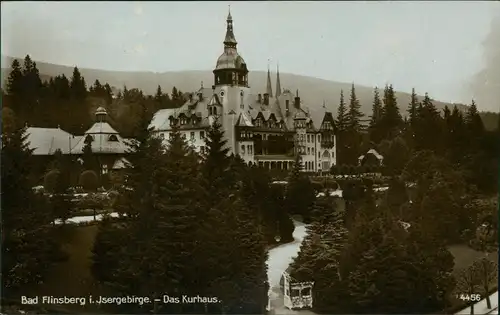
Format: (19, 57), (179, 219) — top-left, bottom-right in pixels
(291, 206), (349, 313)
(285, 154), (315, 220)
(347, 83), (363, 133)
(6, 59), (23, 104)
(70, 66), (87, 100)
(368, 87), (383, 143)
(336, 89), (348, 132)
(2, 121), (63, 293)
(197, 122), (268, 314)
(202, 119), (231, 203)
(447, 106), (467, 163)
(380, 84), (403, 140)
(407, 88), (419, 127)
(414, 93), (443, 152)
(465, 99), (485, 147)
(342, 84), (364, 164)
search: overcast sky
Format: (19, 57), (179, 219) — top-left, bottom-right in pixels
(1, 1), (499, 110)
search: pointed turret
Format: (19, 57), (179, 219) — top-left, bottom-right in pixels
(275, 63), (281, 97)
(224, 6), (237, 48)
(266, 64), (273, 98)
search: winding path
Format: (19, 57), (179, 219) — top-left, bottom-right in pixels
(266, 220), (317, 314)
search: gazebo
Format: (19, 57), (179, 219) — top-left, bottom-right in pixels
(280, 266), (314, 310)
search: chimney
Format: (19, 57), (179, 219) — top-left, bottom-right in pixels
(258, 94), (262, 103)
(264, 93), (269, 105)
(294, 89), (300, 109)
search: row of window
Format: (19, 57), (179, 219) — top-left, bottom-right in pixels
(254, 118), (285, 129)
(300, 160), (334, 172)
(296, 134), (332, 143)
(85, 134), (119, 142)
(240, 144), (253, 155)
(159, 131), (205, 140)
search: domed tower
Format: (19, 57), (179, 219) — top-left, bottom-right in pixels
(213, 9), (249, 89)
(213, 8), (252, 155)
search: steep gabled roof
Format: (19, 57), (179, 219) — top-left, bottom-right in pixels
(235, 112), (254, 127)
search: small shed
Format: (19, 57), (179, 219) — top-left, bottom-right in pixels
(280, 266), (314, 310)
(358, 149), (384, 167)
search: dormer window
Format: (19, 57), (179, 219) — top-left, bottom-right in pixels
(108, 134), (118, 142)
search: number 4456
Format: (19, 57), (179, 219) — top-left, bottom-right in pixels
(457, 294), (482, 302)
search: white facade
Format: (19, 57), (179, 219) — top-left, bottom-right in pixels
(148, 11), (337, 172)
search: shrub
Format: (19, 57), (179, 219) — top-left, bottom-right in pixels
(79, 170), (99, 192)
(44, 170), (61, 193)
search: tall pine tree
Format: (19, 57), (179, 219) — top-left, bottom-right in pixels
(368, 87), (383, 143)
(380, 84), (403, 141)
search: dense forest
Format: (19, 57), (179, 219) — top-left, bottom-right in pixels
(2, 54), (499, 314)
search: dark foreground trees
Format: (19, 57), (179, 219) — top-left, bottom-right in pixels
(285, 154), (316, 222)
(291, 189), (456, 314)
(92, 120), (268, 314)
(2, 118), (65, 298)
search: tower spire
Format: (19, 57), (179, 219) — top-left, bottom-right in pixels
(275, 62), (281, 97)
(266, 60), (273, 97)
(224, 6), (237, 48)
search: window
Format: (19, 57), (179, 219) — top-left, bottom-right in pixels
(159, 133), (165, 139)
(169, 133), (172, 139)
(312, 147), (315, 154)
(241, 145), (246, 154)
(318, 152), (321, 158)
(307, 134), (310, 143)
(182, 133), (186, 139)
(285, 100), (289, 110)
(108, 134), (118, 141)
(247, 145), (251, 154)
(301, 288), (311, 296)
(190, 132), (195, 140)
(307, 147), (310, 155)
(200, 131), (205, 139)
(214, 107), (218, 115)
(318, 135), (321, 142)
(200, 146), (205, 154)
(318, 163), (321, 168)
